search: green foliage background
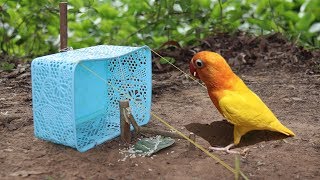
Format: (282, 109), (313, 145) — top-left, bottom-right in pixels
(0, 0), (319, 58)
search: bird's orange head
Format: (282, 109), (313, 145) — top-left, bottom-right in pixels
(189, 51), (236, 90)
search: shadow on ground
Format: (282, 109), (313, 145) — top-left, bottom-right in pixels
(185, 120), (289, 148)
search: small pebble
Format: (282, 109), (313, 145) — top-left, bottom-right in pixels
(292, 97), (302, 101)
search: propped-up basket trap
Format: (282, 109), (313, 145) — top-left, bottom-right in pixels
(31, 45), (152, 152)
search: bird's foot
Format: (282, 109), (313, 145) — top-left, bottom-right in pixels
(209, 143), (240, 154)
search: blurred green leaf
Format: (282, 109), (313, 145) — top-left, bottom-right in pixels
(256, 0), (268, 15)
(160, 57), (176, 64)
(247, 18), (272, 31)
(95, 3), (118, 18)
(282, 11), (300, 22)
(0, 62), (15, 72)
(296, 12), (316, 31)
(2, 10), (10, 18)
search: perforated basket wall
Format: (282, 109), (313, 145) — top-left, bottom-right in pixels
(31, 45), (152, 152)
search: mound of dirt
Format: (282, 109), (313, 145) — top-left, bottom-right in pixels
(154, 32), (320, 75)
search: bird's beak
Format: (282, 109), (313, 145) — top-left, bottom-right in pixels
(189, 60), (200, 79)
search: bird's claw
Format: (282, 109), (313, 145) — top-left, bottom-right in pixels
(209, 147), (240, 154)
(209, 143), (240, 154)
(209, 144), (250, 155)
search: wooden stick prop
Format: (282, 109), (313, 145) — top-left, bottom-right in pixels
(188, 132), (196, 150)
(119, 100), (132, 143)
(59, 2), (68, 51)
(119, 100), (182, 140)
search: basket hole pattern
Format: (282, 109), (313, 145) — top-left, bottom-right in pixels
(32, 60), (76, 147)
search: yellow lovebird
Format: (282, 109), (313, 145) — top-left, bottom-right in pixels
(189, 51), (295, 153)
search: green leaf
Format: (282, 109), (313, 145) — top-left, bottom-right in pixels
(15, 37), (27, 45)
(282, 11), (300, 22)
(0, 62), (15, 72)
(198, 0), (211, 7)
(160, 57), (176, 64)
(2, 10), (10, 18)
(70, 0), (84, 9)
(210, 3), (222, 18)
(95, 3), (118, 18)
(296, 12), (316, 31)
(227, 9), (244, 21)
(247, 18), (272, 31)
(256, 0), (268, 15)
(133, 136), (175, 156)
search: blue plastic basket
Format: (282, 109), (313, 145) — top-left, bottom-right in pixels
(31, 45), (152, 152)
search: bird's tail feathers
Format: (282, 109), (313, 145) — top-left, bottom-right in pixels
(269, 121), (295, 136)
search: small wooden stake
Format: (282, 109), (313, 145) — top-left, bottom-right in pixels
(119, 100), (131, 143)
(189, 132), (196, 150)
(125, 106), (181, 139)
(59, 2), (68, 51)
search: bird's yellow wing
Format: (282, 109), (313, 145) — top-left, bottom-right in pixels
(218, 89), (280, 130)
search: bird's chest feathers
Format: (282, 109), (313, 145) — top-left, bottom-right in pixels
(207, 89), (225, 114)
(208, 88), (244, 119)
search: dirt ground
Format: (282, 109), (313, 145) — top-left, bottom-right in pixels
(1, 33), (320, 179)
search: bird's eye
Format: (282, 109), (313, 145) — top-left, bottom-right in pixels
(195, 59), (204, 68)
